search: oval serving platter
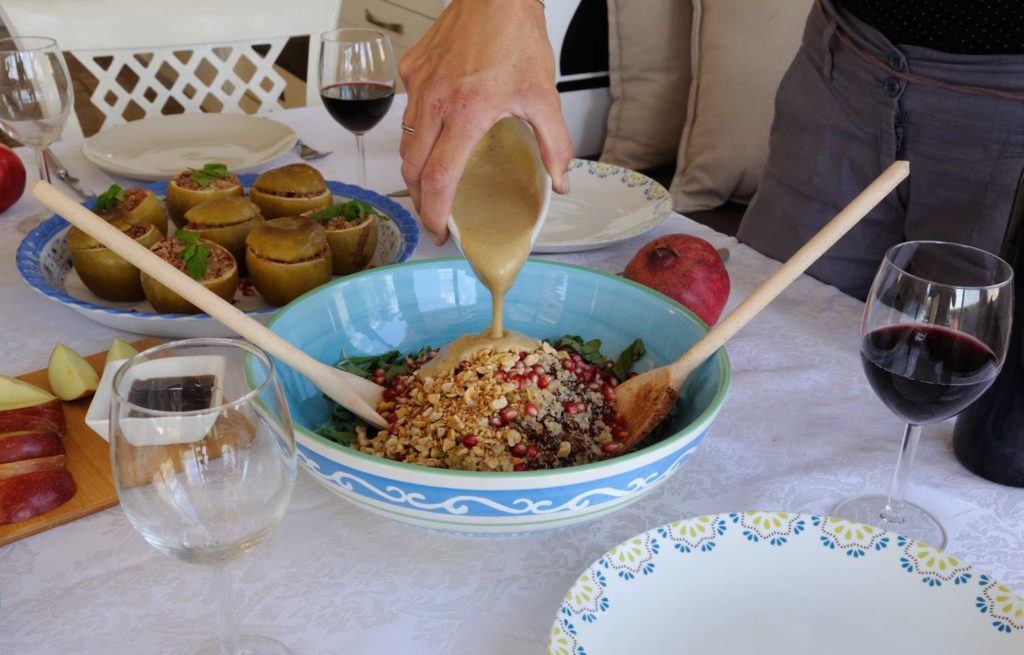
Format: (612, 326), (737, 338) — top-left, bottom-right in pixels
(17, 174), (420, 338)
(549, 512), (1024, 654)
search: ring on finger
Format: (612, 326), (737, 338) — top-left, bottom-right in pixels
(401, 123), (415, 135)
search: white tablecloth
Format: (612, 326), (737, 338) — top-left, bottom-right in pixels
(1, 99), (1021, 654)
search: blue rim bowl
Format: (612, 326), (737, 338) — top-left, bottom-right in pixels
(267, 258), (730, 535)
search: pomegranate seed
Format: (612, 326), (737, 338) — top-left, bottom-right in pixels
(607, 376), (619, 388)
(519, 351), (528, 360)
(495, 370), (507, 381)
(582, 370), (595, 383)
(526, 445), (538, 459)
(514, 462), (528, 471)
(383, 388), (396, 401)
(517, 377), (529, 389)
(602, 442), (620, 454)
(562, 359), (576, 372)
(615, 429), (630, 442)
(571, 353), (582, 363)
(511, 443), (527, 456)
(602, 384), (616, 402)
(490, 415), (504, 427)
(395, 383), (407, 394)
(614, 411), (626, 425)
(463, 435), (478, 447)
(525, 402), (539, 417)
(527, 371), (539, 384)
(388, 422), (400, 435)
(500, 408), (518, 423)
(604, 361), (614, 370)
(564, 401), (578, 416)
(588, 381), (601, 391)
(373, 368), (385, 377)
(393, 452), (406, 461)
(532, 364), (545, 375)
(538, 375), (551, 389)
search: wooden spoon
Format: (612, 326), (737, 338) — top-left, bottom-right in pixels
(615, 161), (910, 451)
(30, 181), (388, 428)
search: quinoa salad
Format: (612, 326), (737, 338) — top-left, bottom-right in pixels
(317, 336), (647, 472)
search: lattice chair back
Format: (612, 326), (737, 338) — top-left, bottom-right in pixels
(0, 0), (342, 139)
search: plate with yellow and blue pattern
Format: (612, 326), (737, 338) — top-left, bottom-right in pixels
(549, 512), (1023, 654)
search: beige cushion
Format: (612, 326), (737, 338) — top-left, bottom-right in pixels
(600, 0), (693, 170)
(671, 0), (814, 212)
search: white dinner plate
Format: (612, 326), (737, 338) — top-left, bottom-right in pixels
(533, 159), (671, 254)
(549, 512), (1024, 654)
(82, 114), (298, 181)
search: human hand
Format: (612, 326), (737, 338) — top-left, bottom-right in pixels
(398, 0), (572, 244)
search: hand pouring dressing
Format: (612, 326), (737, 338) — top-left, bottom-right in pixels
(422, 118), (552, 375)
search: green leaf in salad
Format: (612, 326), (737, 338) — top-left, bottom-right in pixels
(611, 338), (646, 382)
(336, 350), (404, 379)
(95, 184), (125, 212)
(189, 162), (232, 188)
(175, 229), (209, 280)
(316, 405), (363, 446)
(553, 335), (608, 366)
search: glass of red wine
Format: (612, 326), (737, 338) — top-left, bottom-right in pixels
(835, 241), (1013, 548)
(319, 28), (396, 188)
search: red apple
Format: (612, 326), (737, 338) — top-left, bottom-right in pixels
(623, 234), (730, 325)
(0, 431), (64, 464)
(0, 468), (76, 524)
(0, 453), (66, 480)
(0, 144), (26, 214)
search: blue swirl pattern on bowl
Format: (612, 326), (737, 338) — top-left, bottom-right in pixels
(16, 174), (420, 323)
(267, 259), (730, 535)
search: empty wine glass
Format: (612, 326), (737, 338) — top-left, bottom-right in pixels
(319, 28), (396, 188)
(0, 36), (72, 232)
(111, 338), (297, 654)
(835, 241), (1014, 548)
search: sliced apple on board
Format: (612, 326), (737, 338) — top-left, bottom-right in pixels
(0, 376), (66, 436)
(105, 338), (138, 366)
(48, 344), (100, 402)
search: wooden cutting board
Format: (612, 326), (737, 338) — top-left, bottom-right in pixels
(0, 339), (160, 546)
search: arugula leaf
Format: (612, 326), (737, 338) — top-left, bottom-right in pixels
(554, 335), (608, 366)
(311, 199), (378, 224)
(175, 229), (209, 280)
(189, 162), (232, 188)
(316, 405), (363, 446)
(336, 350), (404, 379)
(95, 184), (125, 212)
(612, 339), (646, 382)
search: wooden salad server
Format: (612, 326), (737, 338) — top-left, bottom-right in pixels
(31, 181), (387, 428)
(615, 161), (911, 451)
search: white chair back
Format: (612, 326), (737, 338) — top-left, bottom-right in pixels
(0, 0), (342, 139)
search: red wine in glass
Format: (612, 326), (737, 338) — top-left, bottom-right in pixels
(321, 82), (395, 135)
(861, 325), (999, 425)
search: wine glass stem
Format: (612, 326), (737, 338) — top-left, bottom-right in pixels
(881, 423), (922, 524)
(35, 147), (51, 183)
(355, 133), (367, 188)
(213, 563), (240, 654)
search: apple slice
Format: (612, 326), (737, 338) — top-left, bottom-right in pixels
(0, 375), (55, 410)
(0, 431), (64, 464)
(105, 338), (138, 366)
(0, 468), (76, 524)
(0, 453), (66, 480)
(48, 344), (100, 402)
(0, 399), (66, 436)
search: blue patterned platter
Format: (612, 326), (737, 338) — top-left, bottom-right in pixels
(16, 174), (419, 338)
(533, 159), (671, 254)
(550, 512), (1024, 654)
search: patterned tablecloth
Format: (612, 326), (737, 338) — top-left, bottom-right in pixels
(1, 98), (1021, 654)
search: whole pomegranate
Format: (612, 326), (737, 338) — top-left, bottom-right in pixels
(0, 144), (26, 214)
(623, 234), (730, 325)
